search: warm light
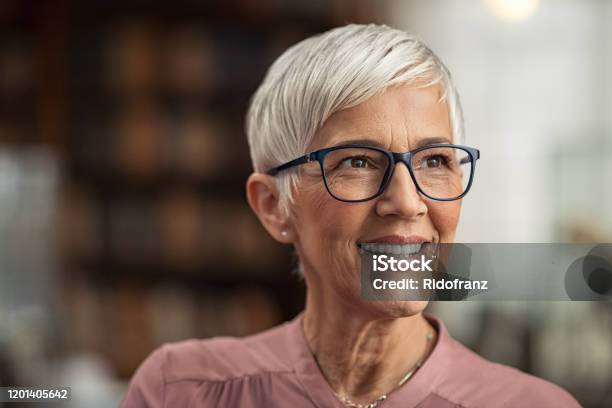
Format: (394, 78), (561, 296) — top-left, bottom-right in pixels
(484, 0), (539, 23)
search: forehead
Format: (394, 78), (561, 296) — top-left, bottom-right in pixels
(311, 83), (452, 151)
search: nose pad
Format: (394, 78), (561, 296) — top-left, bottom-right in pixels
(377, 161), (428, 217)
(385, 162), (420, 196)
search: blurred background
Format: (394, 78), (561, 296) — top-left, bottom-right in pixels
(0, 0), (610, 407)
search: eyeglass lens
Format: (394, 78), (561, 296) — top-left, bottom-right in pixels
(321, 146), (472, 201)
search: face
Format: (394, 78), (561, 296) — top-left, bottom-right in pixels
(290, 83), (461, 318)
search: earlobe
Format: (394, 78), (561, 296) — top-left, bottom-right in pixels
(246, 173), (292, 243)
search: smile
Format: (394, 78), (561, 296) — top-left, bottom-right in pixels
(358, 243), (425, 255)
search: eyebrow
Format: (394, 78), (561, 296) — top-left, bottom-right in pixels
(329, 136), (453, 150)
(415, 136), (453, 148)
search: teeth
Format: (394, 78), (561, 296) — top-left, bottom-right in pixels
(360, 243), (423, 255)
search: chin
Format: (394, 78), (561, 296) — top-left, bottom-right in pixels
(365, 300), (429, 319)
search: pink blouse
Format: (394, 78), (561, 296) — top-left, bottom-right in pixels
(121, 313), (581, 407)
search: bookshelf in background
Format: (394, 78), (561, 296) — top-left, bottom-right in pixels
(51, 0), (386, 379)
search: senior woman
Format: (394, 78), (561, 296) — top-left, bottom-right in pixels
(122, 24), (580, 408)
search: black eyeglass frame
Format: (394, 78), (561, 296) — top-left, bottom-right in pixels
(266, 143), (481, 203)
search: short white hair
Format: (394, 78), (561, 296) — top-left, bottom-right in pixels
(246, 24), (464, 216)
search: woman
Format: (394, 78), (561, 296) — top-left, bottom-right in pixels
(122, 24), (580, 408)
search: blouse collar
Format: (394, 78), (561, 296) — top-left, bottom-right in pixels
(284, 311), (453, 408)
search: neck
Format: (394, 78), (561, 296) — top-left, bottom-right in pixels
(302, 291), (435, 405)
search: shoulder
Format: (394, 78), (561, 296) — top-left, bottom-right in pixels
(158, 321), (295, 382)
(120, 320), (297, 408)
(436, 338), (581, 408)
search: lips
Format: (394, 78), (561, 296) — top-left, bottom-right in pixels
(360, 242), (424, 255)
(357, 235), (432, 255)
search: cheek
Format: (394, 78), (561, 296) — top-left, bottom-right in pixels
(299, 183), (367, 243)
(294, 184), (370, 274)
(428, 201), (461, 241)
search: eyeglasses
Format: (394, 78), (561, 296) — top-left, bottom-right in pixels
(266, 143), (480, 202)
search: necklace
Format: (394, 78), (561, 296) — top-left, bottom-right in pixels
(333, 330), (434, 408)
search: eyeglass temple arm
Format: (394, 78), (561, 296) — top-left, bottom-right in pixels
(266, 154), (313, 176)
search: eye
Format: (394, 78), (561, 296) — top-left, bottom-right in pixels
(350, 157), (367, 168)
(340, 156), (375, 169)
(426, 155), (442, 168)
(422, 154), (448, 169)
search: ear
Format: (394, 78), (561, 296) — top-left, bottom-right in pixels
(246, 173), (293, 244)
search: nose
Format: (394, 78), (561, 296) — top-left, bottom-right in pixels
(375, 162), (428, 219)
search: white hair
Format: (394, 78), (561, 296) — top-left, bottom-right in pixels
(246, 24), (464, 216)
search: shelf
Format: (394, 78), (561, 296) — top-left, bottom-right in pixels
(70, 256), (296, 285)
